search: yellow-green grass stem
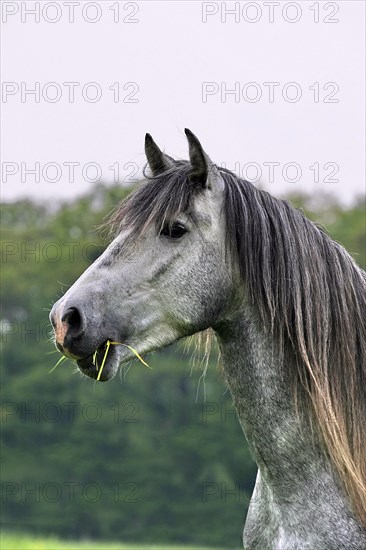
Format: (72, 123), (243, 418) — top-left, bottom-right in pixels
(96, 340), (151, 381)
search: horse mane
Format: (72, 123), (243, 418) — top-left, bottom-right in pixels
(220, 168), (366, 526)
(107, 163), (366, 526)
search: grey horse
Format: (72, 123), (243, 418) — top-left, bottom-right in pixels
(50, 130), (366, 549)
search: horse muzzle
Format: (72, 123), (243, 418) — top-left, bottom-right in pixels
(49, 298), (123, 381)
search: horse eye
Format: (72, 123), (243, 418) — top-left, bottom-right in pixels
(160, 222), (187, 239)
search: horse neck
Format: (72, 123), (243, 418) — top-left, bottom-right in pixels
(214, 307), (330, 493)
(214, 305), (366, 545)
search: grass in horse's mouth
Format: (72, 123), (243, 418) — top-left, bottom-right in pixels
(50, 339), (151, 380)
(93, 340), (151, 381)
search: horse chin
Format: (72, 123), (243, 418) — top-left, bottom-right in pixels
(76, 340), (124, 382)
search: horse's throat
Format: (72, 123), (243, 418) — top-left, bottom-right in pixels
(214, 314), (321, 488)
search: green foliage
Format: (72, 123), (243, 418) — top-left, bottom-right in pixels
(1, 184), (364, 548)
(285, 191), (366, 269)
(0, 532), (223, 550)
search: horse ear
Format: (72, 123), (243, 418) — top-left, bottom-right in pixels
(145, 133), (174, 176)
(184, 128), (213, 188)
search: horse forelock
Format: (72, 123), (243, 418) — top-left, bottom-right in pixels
(105, 161), (203, 240)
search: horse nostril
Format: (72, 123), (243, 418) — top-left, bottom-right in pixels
(61, 307), (84, 338)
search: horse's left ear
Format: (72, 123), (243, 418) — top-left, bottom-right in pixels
(185, 128), (215, 188)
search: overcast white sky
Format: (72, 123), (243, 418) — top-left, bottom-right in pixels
(1, 1), (365, 203)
